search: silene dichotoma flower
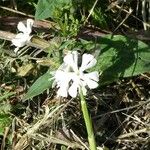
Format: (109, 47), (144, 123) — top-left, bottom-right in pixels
(53, 51), (99, 98)
(12, 19), (34, 53)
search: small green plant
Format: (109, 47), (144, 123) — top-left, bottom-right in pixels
(0, 89), (15, 134)
(35, 0), (81, 37)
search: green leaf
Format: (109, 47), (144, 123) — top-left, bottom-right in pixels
(35, 0), (71, 20)
(0, 103), (11, 114)
(95, 35), (150, 85)
(24, 70), (53, 100)
(0, 114), (12, 135)
(0, 92), (15, 102)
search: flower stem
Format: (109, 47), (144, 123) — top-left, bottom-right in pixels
(79, 90), (97, 150)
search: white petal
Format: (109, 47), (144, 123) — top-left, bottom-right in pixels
(64, 52), (73, 65)
(17, 19), (33, 34)
(12, 38), (23, 47)
(56, 75), (70, 97)
(86, 71), (99, 81)
(26, 19), (34, 34)
(17, 21), (27, 33)
(57, 86), (68, 97)
(68, 81), (78, 98)
(80, 54), (97, 71)
(86, 79), (99, 89)
(55, 70), (71, 83)
(64, 51), (78, 73)
(13, 32), (25, 39)
(12, 33), (31, 48)
(55, 70), (64, 81)
(83, 72), (99, 89)
(57, 63), (70, 73)
(12, 33), (27, 47)
(54, 70), (75, 97)
(72, 51), (78, 66)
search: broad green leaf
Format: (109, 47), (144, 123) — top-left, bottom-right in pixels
(95, 35), (150, 85)
(24, 70), (53, 100)
(35, 0), (72, 20)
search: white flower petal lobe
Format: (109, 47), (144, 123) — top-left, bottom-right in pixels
(80, 54), (97, 71)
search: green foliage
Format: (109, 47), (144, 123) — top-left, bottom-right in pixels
(27, 0), (37, 7)
(80, 0), (109, 29)
(28, 1), (150, 98)
(57, 13), (80, 37)
(35, 0), (81, 37)
(0, 114), (11, 134)
(0, 91), (15, 102)
(1, 0), (149, 149)
(91, 8), (108, 29)
(0, 90), (14, 134)
(24, 34), (150, 99)
(95, 35), (150, 85)
(24, 70), (54, 100)
(35, 0), (72, 20)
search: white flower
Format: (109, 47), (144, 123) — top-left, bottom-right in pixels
(53, 51), (99, 98)
(12, 19), (34, 53)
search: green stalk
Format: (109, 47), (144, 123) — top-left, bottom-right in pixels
(79, 89), (97, 150)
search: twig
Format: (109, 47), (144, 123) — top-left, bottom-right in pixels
(30, 133), (85, 149)
(70, 129), (89, 150)
(0, 5), (34, 18)
(14, 99), (75, 150)
(115, 4), (150, 28)
(1, 127), (10, 150)
(93, 99), (150, 119)
(117, 127), (150, 139)
(0, 30), (16, 41)
(0, 30), (50, 50)
(113, 8), (133, 32)
(141, 73), (150, 80)
(84, 0), (99, 25)
(122, 113), (146, 126)
(14, 105), (63, 150)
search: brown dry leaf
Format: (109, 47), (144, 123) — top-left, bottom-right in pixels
(17, 63), (34, 77)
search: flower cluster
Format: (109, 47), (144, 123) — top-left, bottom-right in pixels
(12, 19), (34, 53)
(53, 51), (99, 98)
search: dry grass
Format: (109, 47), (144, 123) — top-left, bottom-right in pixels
(0, 0), (150, 150)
